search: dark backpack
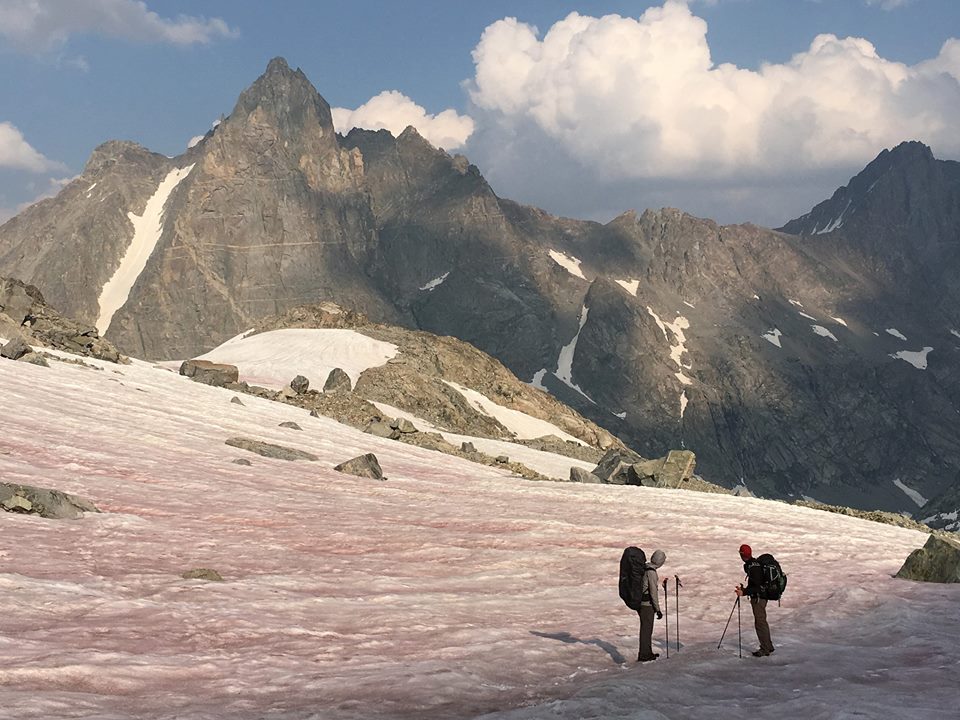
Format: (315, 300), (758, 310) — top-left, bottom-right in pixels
(756, 553), (787, 601)
(619, 546), (648, 610)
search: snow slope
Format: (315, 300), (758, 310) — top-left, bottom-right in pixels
(1, 346), (958, 720)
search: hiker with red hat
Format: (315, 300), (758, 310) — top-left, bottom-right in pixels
(734, 544), (776, 657)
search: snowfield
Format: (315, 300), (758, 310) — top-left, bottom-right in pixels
(1, 344), (958, 720)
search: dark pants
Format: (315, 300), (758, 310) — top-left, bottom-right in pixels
(751, 597), (775, 653)
(638, 605), (657, 660)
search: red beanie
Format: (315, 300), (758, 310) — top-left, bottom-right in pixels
(739, 544), (752, 558)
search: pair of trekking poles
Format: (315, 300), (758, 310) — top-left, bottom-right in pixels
(717, 595), (743, 658)
(660, 576), (682, 657)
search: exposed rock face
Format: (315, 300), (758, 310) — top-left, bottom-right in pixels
(896, 534), (960, 583)
(0, 482), (100, 519)
(3, 57), (960, 513)
(224, 436), (317, 461)
(180, 359), (239, 387)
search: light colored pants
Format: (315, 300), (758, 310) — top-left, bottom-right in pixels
(751, 597), (775, 653)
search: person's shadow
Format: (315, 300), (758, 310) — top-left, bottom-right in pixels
(530, 630), (627, 664)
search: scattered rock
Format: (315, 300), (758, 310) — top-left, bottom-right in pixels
(181, 568), (224, 582)
(896, 534), (960, 583)
(224, 437), (317, 461)
(230, 396), (244, 406)
(20, 351), (49, 367)
(290, 375), (310, 394)
(0, 482), (100, 520)
(391, 418), (417, 433)
(496, 455), (510, 464)
(323, 367), (352, 393)
(570, 466), (602, 483)
(232, 458), (253, 466)
(334, 453), (384, 480)
(179, 359), (239, 387)
(279, 421), (302, 430)
(309, 409), (321, 418)
(1, 335), (31, 361)
(366, 421), (399, 439)
(461, 441), (477, 453)
(592, 448), (644, 485)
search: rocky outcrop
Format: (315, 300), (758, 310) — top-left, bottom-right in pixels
(224, 437), (317, 461)
(0, 334), (30, 360)
(895, 534), (960, 583)
(180, 359), (239, 387)
(0, 482), (100, 519)
(334, 453), (384, 480)
(323, 368), (352, 393)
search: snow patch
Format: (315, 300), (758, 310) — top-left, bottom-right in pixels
(950, 329), (960, 340)
(683, 301), (695, 309)
(96, 164), (195, 335)
(762, 329), (783, 348)
(529, 369), (548, 391)
(196, 328), (398, 388)
(893, 479), (928, 508)
(886, 328), (908, 341)
(548, 250), (586, 280)
(554, 306), (594, 402)
(889, 347), (932, 370)
(187, 135), (204, 149)
(811, 325), (838, 342)
(815, 200), (851, 234)
(647, 307), (692, 386)
(419, 272), (449, 291)
(444, 381), (583, 444)
(788, 299), (804, 307)
(832, 317), (848, 327)
(614, 411), (626, 419)
(679, 390), (688, 419)
(799, 311), (817, 321)
(615, 279), (639, 296)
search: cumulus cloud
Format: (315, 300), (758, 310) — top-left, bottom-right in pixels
(461, 1), (960, 225)
(332, 91), (474, 150)
(0, 0), (238, 53)
(0, 122), (63, 173)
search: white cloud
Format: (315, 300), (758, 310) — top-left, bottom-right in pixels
(331, 90), (474, 150)
(0, 122), (63, 172)
(461, 2), (960, 225)
(0, 0), (238, 53)
(865, 0), (915, 9)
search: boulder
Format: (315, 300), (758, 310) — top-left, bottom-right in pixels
(0, 278), (42, 325)
(179, 359), (239, 387)
(461, 441), (477, 453)
(224, 437), (317, 461)
(658, 450), (697, 488)
(391, 418), (417, 433)
(895, 534), (960, 583)
(20, 352), (49, 367)
(279, 421), (302, 430)
(290, 375), (310, 394)
(366, 421), (398, 439)
(334, 453), (384, 480)
(0, 482), (100, 520)
(570, 467), (602, 483)
(592, 447), (644, 485)
(1, 335), (31, 361)
(323, 367), (352, 393)
(230, 396), (244, 406)
(496, 455), (510, 464)
(232, 458), (253, 466)
(181, 568), (224, 582)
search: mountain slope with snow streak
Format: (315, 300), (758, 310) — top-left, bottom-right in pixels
(0, 348), (957, 720)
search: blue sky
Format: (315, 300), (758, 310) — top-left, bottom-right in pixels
(1, 0), (959, 227)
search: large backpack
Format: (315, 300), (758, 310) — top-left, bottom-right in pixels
(619, 546), (649, 610)
(756, 553), (787, 601)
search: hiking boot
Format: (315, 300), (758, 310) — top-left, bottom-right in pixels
(638, 653), (660, 662)
(751, 648), (775, 657)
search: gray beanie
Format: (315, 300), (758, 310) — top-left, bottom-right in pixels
(650, 549), (666, 568)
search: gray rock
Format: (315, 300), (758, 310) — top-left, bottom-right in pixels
(224, 436), (317, 461)
(392, 418), (417, 433)
(1, 335), (31, 361)
(290, 375), (310, 394)
(309, 409), (321, 418)
(895, 534), (960, 583)
(20, 351), (49, 367)
(181, 568), (224, 582)
(334, 453), (384, 480)
(461, 441), (477, 453)
(232, 458), (253, 466)
(570, 466), (602, 483)
(496, 455), (510, 464)
(279, 421), (302, 430)
(0, 482), (100, 520)
(324, 367), (352, 393)
(179, 359), (239, 387)
(366, 421), (399, 439)
(593, 448), (644, 485)
(230, 396), (245, 406)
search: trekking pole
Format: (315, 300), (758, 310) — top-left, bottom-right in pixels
(662, 578), (669, 659)
(675, 575), (682, 651)
(717, 596), (738, 649)
(737, 595), (742, 659)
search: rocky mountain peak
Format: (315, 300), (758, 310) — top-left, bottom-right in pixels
(82, 140), (160, 175)
(228, 56), (335, 143)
